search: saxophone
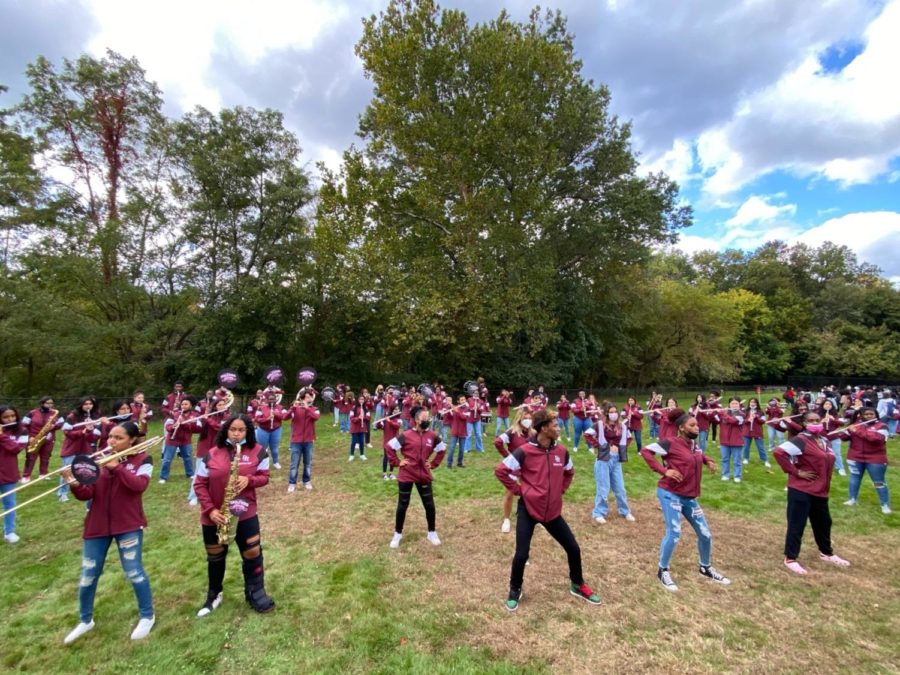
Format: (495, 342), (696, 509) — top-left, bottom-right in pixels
(216, 446), (243, 545)
(27, 410), (59, 454)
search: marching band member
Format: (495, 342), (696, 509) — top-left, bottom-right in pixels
(362, 388), (375, 448)
(160, 381), (187, 414)
(623, 397), (644, 450)
(640, 408), (731, 592)
(707, 390), (722, 443)
(586, 404), (635, 524)
(555, 394), (570, 441)
(439, 402), (453, 445)
(465, 391), (486, 453)
(741, 398), (770, 468)
(446, 395), (470, 468)
(59, 397), (101, 502)
(254, 389), (288, 470)
(159, 396), (201, 484)
(61, 421), (155, 643)
(717, 398), (745, 483)
(657, 398), (679, 441)
(819, 398), (846, 476)
(99, 400), (133, 449)
(571, 390), (589, 452)
(248, 389), (263, 416)
(21, 395), (63, 482)
(689, 395), (715, 453)
(836, 407), (891, 514)
(194, 414), (275, 616)
(339, 389), (354, 434)
(377, 402), (402, 481)
(189, 396), (230, 506)
(496, 409), (601, 611)
(765, 398), (784, 455)
(496, 389), (513, 436)
(647, 392), (662, 440)
(773, 411), (850, 575)
(347, 392), (370, 461)
(400, 387), (415, 431)
(494, 407), (533, 533)
(1, 405), (27, 543)
(287, 388), (320, 491)
(386, 405), (446, 549)
(130, 390), (152, 439)
(373, 384), (386, 422)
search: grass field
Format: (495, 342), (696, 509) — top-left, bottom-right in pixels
(1, 394), (898, 674)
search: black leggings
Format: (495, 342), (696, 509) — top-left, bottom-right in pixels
(784, 488), (833, 559)
(395, 481), (435, 533)
(510, 499), (583, 591)
(382, 450), (393, 474)
(201, 515), (263, 594)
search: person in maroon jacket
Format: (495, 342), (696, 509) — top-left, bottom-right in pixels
(689, 395), (716, 453)
(623, 397), (644, 450)
(819, 398), (846, 476)
(99, 400), (134, 450)
(773, 411), (850, 575)
(585, 405), (635, 524)
(160, 381), (187, 415)
(1, 405), (27, 544)
(656, 398), (679, 441)
(741, 398), (771, 469)
(194, 414), (275, 616)
(254, 390), (289, 470)
(765, 397), (785, 454)
(347, 393), (370, 461)
(555, 394), (571, 441)
(495, 409), (601, 611)
(287, 387), (320, 491)
(446, 395), (470, 468)
(59, 397), (101, 502)
(160, 395), (201, 484)
(386, 405), (446, 548)
(640, 408), (731, 592)
(61, 421), (155, 643)
(496, 389), (513, 436)
(836, 407), (891, 514)
(494, 408), (533, 534)
(130, 390), (153, 440)
(717, 398), (745, 483)
(377, 402), (403, 481)
(21, 395), (64, 482)
(707, 390), (722, 443)
(188, 397), (231, 506)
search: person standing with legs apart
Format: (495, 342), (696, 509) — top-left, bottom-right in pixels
(836, 407), (891, 514)
(555, 394), (571, 441)
(160, 396), (201, 484)
(585, 405), (635, 524)
(194, 414), (275, 616)
(496, 389), (513, 436)
(494, 408), (533, 533)
(377, 403), (403, 481)
(189, 396), (230, 506)
(640, 409), (731, 592)
(21, 395), (63, 483)
(624, 397), (643, 452)
(254, 390), (288, 470)
(765, 398), (785, 454)
(717, 398), (745, 483)
(819, 398), (846, 476)
(0, 405), (27, 544)
(446, 395), (470, 468)
(347, 393), (370, 461)
(774, 411), (850, 575)
(287, 388), (320, 492)
(386, 406), (446, 549)
(495, 410), (601, 611)
(61, 422), (155, 643)
(59, 397), (101, 502)
(571, 390), (588, 452)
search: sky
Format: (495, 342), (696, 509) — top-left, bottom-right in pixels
(1, 0), (898, 279)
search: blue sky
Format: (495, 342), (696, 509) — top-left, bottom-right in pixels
(2, 0), (898, 277)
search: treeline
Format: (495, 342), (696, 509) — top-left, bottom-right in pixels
(1, 0), (898, 398)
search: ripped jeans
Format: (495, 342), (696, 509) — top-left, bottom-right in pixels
(847, 460), (890, 507)
(79, 530), (153, 623)
(656, 487), (712, 570)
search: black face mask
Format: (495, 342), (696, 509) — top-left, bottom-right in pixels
(419, 420), (431, 430)
(684, 431), (699, 440)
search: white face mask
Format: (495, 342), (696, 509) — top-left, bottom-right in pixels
(608, 413), (619, 421)
(521, 419), (533, 429)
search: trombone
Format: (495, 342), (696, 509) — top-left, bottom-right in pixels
(0, 436), (163, 518)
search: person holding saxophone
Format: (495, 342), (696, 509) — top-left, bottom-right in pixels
(193, 414), (275, 617)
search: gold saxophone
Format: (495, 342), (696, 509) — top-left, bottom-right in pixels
(216, 446), (242, 545)
(27, 410), (59, 454)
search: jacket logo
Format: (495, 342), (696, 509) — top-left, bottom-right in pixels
(554, 455), (562, 465)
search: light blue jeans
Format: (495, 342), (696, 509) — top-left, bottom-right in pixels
(656, 487), (712, 569)
(720, 445), (743, 479)
(58, 455), (75, 498)
(886, 419), (898, 437)
(256, 426), (282, 465)
(339, 413), (350, 433)
(742, 436), (768, 462)
(698, 430), (708, 452)
(495, 416), (510, 436)
(847, 460), (889, 506)
(79, 530), (153, 623)
(1, 482), (16, 535)
(187, 457), (206, 502)
(592, 454), (631, 518)
(447, 436), (466, 467)
(767, 425), (785, 451)
(649, 418), (660, 439)
(830, 438), (845, 473)
(466, 421), (483, 452)
(160, 443), (194, 480)
(441, 425), (451, 445)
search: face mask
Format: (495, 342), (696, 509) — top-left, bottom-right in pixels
(684, 430), (699, 440)
(608, 413), (619, 421)
(521, 419), (533, 429)
(227, 438), (246, 447)
(806, 424), (824, 435)
(419, 420), (431, 430)
(750, 404), (758, 409)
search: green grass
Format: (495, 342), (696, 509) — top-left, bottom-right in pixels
(1, 393), (898, 673)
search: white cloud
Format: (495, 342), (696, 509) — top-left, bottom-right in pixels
(789, 211), (900, 276)
(726, 195), (797, 227)
(640, 138), (695, 187)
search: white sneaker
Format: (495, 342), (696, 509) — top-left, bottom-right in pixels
(4, 532), (20, 544)
(742, 459), (748, 465)
(273, 462), (282, 470)
(360, 455), (368, 461)
(188, 498), (198, 507)
(843, 499), (857, 506)
(588, 447), (595, 455)
(426, 531), (441, 546)
(389, 532), (402, 549)
(130, 615), (155, 640)
(594, 516), (607, 524)
(58, 493), (69, 503)
(838, 469), (847, 477)
(197, 591), (223, 617)
(501, 519), (511, 533)
(389, 474), (396, 481)
(383, 474), (390, 481)
(572, 448), (578, 453)
(624, 513), (636, 522)
(367, 443), (373, 449)
(882, 504), (893, 515)
(348, 456), (355, 462)
(734, 477), (742, 483)
(304, 482), (313, 490)
(64, 620), (95, 644)
(158, 479), (166, 484)
(287, 484), (296, 493)
(764, 461), (772, 469)
(19, 476), (30, 484)
(721, 475), (730, 481)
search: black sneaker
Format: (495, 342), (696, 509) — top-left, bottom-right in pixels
(657, 568), (678, 592)
(197, 590), (223, 617)
(506, 587), (522, 612)
(699, 565), (731, 585)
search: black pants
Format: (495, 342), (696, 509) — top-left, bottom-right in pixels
(510, 499), (583, 591)
(395, 481), (435, 533)
(202, 515), (263, 594)
(710, 421), (719, 441)
(784, 488), (833, 560)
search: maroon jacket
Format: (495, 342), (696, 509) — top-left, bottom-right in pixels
(161, 391), (188, 413)
(496, 396), (512, 418)
(624, 405), (643, 432)
(640, 437), (714, 499)
(450, 407), (469, 438)
(742, 408), (764, 439)
(386, 429), (446, 483)
(773, 432), (835, 498)
(194, 442), (270, 526)
(494, 429), (530, 458)
(0, 431), (27, 484)
(572, 397), (588, 420)
(376, 418), (402, 449)
(401, 396), (414, 421)
(717, 410), (745, 446)
(129, 402), (153, 436)
(164, 410), (202, 445)
(254, 403), (290, 432)
(349, 405), (371, 434)
(61, 414), (101, 457)
(70, 451), (152, 538)
(196, 415), (225, 460)
(288, 404), (320, 443)
(658, 415), (677, 441)
(765, 403), (783, 424)
(555, 400), (570, 420)
(495, 439), (574, 523)
(836, 422), (888, 464)
(690, 406), (715, 432)
(22, 407), (63, 447)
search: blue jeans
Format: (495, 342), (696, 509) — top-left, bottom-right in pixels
(632, 429), (643, 451)
(720, 445), (743, 479)
(339, 413), (350, 433)
(447, 436), (466, 467)
(58, 455), (75, 498)
(187, 457), (206, 502)
(557, 417), (570, 440)
(767, 425), (784, 451)
(256, 427), (282, 465)
(441, 425), (451, 445)
(79, 530), (153, 623)
(333, 407), (339, 424)
(160, 443), (193, 481)
(649, 418), (660, 439)
(830, 438), (845, 473)
(656, 487), (712, 569)
(742, 436), (768, 462)
(848, 460), (889, 506)
(593, 455), (631, 518)
(466, 421), (483, 452)
(698, 430), (708, 452)
(495, 416), (510, 436)
(290, 442), (314, 484)
(349, 432), (366, 457)
(887, 419), (898, 437)
(1, 482), (16, 535)
(572, 417), (589, 450)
